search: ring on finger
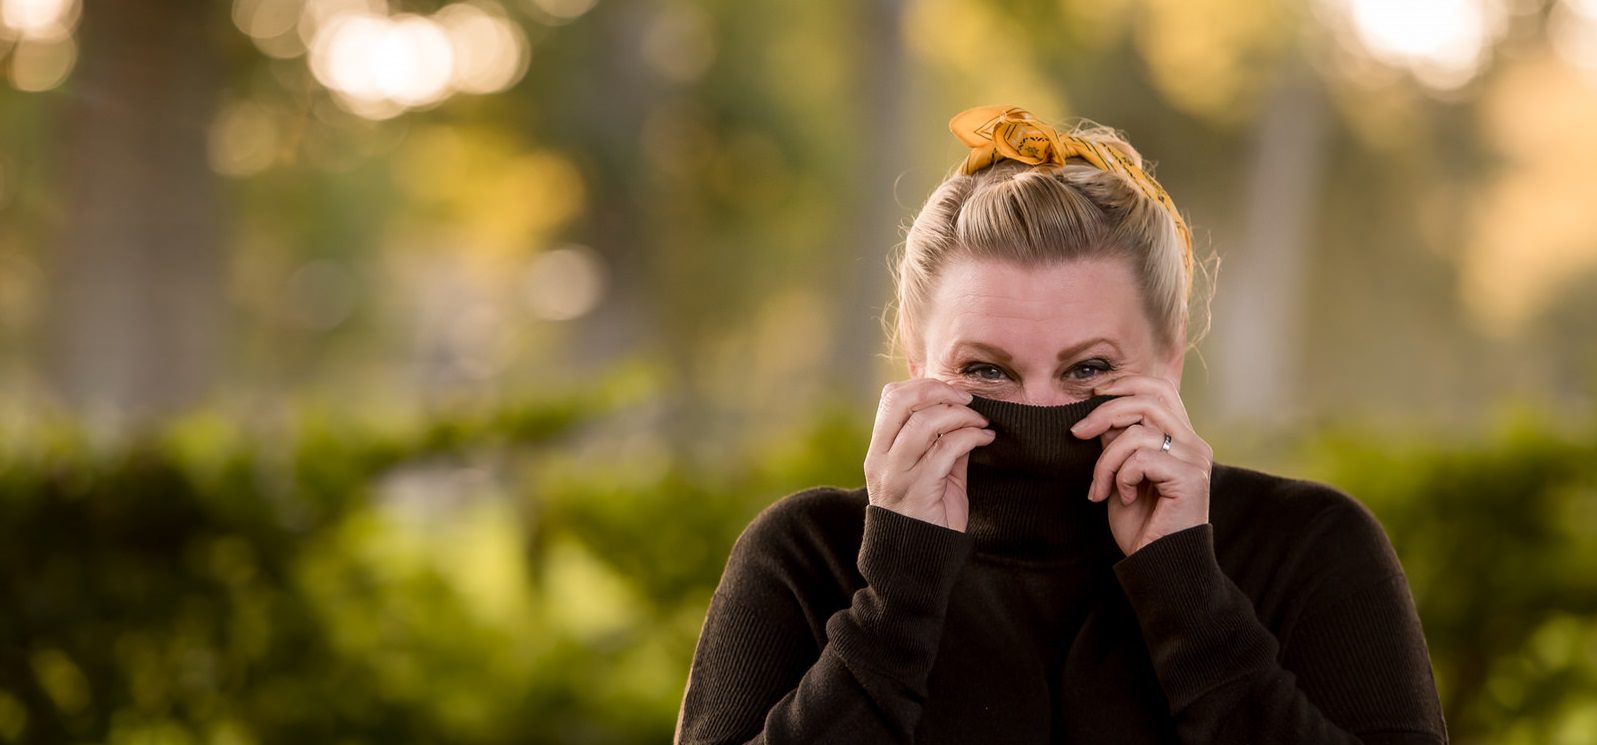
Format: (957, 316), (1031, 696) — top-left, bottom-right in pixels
(1160, 433), (1172, 453)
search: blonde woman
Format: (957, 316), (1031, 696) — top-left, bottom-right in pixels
(675, 105), (1447, 744)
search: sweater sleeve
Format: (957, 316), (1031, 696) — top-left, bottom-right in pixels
(676, 502), (974, 745)
(1111, 508), (1448, 745)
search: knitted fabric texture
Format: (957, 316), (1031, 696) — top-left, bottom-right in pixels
(676, 400), (1449, 744)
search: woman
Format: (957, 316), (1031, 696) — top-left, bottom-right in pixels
(674, 105), (1448, 744)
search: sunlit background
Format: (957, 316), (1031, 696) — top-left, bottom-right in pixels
(2, 0), (1596, 742)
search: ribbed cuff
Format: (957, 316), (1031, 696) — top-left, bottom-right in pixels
(858, 505), (974, 610)
(827, 506), (974, 684)
(1112, 523), (1279, 709)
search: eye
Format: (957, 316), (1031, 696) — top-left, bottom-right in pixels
(960, 362), (1010, 382)
(1068, 359), (1114, 381)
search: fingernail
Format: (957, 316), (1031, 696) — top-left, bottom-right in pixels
(962, 391), (975, 403)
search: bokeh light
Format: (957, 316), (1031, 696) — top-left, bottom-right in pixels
(284, 259), (359, 331)
(1551, 0), (1597, 78)
(207, 100), (280, 177)
(436, 2), (529, 95)
(1328, 0), (1508, 89)
(231, 0), (307, 58)
(233, 0), (528, 119)
(524, 245), (605, 322)
(312, 12), (455, 111)
(6, 34), (72, 91)
(1466, 50), (1597, 332)
(1, 0), (77, 91)
(232, 0), (300, 42)
(526, 0), (597, 26)
(0, 0), (77, 41)
(641, 3), (715, 84)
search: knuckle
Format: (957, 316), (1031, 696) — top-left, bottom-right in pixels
(904, 386), (935, 409)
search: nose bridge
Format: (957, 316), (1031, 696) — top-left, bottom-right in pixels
(1020, 376), (1069, 407)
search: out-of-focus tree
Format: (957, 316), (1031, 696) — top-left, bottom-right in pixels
(49, 0), (225, 429)
(2, 0), (1597, 742)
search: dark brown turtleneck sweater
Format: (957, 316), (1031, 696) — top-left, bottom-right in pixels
(675, 395), (1448, 744)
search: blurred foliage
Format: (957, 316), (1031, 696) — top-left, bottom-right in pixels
(0, 363), (873, 744)
(1301, 415), (1597, 745)
(3, 381), (1596, 743)
(3, 0), (1597, 743)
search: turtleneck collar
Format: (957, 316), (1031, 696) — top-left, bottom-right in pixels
(963, 394), (1123, 563)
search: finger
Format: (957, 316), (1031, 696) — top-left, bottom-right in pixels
(1070, 395), (1185, 441)
(1089, 423), (1162, 502)
(911, 426), (995, 487)
(1115, 447), (1201, 505)
(1096, 424), (1212, 503)
(889, 403), (990, 473)
(1092, 375), (1191, 428)
(868, 379), (974, 460)
(946, 451), (972, 529)
(1116, 449), (1154, 505)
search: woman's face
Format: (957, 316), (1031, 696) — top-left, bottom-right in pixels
(908, 254), (1184, 405)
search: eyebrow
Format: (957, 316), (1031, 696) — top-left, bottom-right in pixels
(950, 337), (1121, 363)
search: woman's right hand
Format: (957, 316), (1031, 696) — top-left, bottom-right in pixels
(863, 378), (995, 532)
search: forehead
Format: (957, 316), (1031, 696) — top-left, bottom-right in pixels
(922, 255), (1152, 352)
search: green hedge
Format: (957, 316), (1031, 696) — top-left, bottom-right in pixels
(0, 391), (1592, 744)
(1302, 416), (1597, 744)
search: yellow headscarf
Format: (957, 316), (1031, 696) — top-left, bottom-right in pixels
(949, 104), (1193, 295)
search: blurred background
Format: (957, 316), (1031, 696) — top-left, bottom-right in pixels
(1, 0), (1595, 742)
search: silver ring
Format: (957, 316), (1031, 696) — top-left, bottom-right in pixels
(1161, 433), (1172, 453)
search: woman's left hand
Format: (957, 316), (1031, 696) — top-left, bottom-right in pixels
(1069, 374), (1213, 556)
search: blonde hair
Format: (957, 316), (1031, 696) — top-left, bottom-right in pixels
(886, 121), (1215, 363)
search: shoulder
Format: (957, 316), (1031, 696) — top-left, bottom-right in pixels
(725, 485), (870, 589)
(1211, 462), (1389, 543)
(736, 484), (869, 551)
(1208, 462), (1403, 595)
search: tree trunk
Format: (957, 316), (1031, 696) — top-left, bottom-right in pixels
(1211, 64), (1330, 430)
(827, 0), (909, 402)
(563, 0), (658, 372)
(49, 0), (224, 432)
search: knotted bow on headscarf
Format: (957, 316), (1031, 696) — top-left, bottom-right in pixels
(949, 104), (1194, 294)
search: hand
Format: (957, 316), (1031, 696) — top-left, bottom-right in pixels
(1069, 375), (1213, 555)
(863, 378), (995, 532)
